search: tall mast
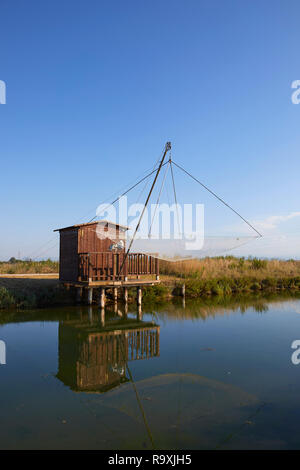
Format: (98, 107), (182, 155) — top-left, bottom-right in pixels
(119, 142), (171, 277)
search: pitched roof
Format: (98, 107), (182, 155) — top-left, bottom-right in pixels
(54, 220), (129, 232)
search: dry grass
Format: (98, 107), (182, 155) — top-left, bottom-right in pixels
(160, 256), (300, 280)
(0, 259), (58, 275)
(1, 257), (300, 309)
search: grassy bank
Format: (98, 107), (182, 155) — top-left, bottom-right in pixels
(160, 256), (300, 280)
(0, 278), (72, 309)
(160, 256), (300, 297)
(3, 256), (298, 280)
(1, 256), (300, 309)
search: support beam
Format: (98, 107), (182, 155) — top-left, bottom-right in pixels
(124, 287), (128, 303)
(137, 286), (142, 306)
(76, 287), (83, 303)
(137, 304), (142, 321)
(88, 306), (93, 323)
(99, 287), (105, 308)
(87, 287), (93, 305)
(181, 283), (185, 297)
(100, 307), (105, 327)
(113, 287), (118, 302)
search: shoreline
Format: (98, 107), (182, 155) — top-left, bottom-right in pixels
(0, 274), (300, 310)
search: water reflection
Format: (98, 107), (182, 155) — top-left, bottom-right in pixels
(1, 293), (300, 449)
(56, 308), (160, 393)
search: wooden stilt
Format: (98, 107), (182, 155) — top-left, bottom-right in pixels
(100, 307), (105, 327)
(137, 286), (142, 306)
(117, 308), (123, 317)
(113, 287), (118, 302)
(124, 287), (128, 303)
(137, 304), (142, 321)
(87, 287), (93, 305)
(181, 283), (185, 297)
(76, 287), (83, 303)
(88, 306), (93, 323)
(99, 287), (105, 308)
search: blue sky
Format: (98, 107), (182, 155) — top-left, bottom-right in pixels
(1, 0), (300, 259)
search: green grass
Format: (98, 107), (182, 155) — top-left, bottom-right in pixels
(1, 256), (300, 308)
(0, 279), (74, 309)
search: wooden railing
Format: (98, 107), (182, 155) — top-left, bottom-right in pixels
(78, 252), (159, 282)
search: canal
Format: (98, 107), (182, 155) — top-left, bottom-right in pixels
(1, 293), (300, 449)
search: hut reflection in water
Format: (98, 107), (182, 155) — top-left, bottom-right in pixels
(56, 309), (160, 393)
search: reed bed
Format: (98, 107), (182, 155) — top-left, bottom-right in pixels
(160, 256), (300, 280)
(0, 259), (59, 274)
(160, 256), (300, 297)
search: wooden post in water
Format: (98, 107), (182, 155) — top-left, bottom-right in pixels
(87, 287), (93, 305)
(124, 287), (128, 303)
(137, 286), (142, 306)
(113, 287), (118, 302)
(181, 283), (185, 297)
(100, 307), (105, 327)
(137, 304), (142, 321)
(88, 306), (93, 323)
(76, 287), (83, 303)
(99, 287), (105, 308)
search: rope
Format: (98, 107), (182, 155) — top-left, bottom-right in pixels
(148, 162), (171, 238)
(170, 161), (181, 235)
(172, 161), (262, 238)
(77, 158), (166, 224)
(88, 162), (169, 223)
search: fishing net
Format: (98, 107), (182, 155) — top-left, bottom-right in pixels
(128, 235), (260, 261)
(94, 145), (262, 261)
(96, 158), (261, 260)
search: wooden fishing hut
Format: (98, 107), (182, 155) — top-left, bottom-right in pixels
(54, 220), (160, 306)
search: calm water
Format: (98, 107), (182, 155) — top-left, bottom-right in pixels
(1, 294), (300, 450)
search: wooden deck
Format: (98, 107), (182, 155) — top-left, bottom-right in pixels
(62, 277), (160, 288)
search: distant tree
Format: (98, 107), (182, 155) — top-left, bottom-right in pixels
(9, 257), (17, 264)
